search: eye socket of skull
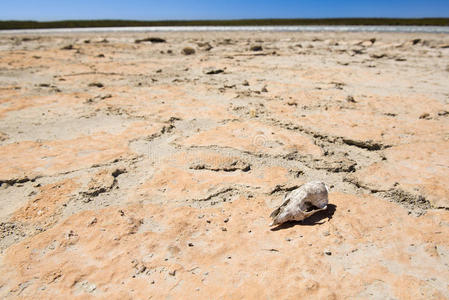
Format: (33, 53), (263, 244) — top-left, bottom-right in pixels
(302, 201), (319, 212)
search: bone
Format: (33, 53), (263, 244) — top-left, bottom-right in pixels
(270, 181), (329, 226)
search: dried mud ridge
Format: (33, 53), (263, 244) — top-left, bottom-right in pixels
(0, 32), (448, 298)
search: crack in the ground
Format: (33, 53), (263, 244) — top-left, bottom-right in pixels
(379, 188), (430, 212)
(343, 175), (432, 213)
(252, 118), (434, 213)
(269, 118), (391, 151)
(283, 152), (357, 173)
(0, 176), (37, 187)
(269, 184), (301, 195)
(185, 184), (262, 208)
(189, 158), (251, 172)
(184, 134), (429, 213)
(79, 168), (126, 200)
(193, 187), (236, 202)
(2, 118), (178, 189)
(341, 138), (390, 151)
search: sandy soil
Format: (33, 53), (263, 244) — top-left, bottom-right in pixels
(0, 31), (448, 299)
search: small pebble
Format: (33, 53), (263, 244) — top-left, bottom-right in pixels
(88, 217), (97, 226)
(182, 47), (195, 55)
(346, 95), (357, 103)
(419, 112), (430, 119)
(250, 45), (263, 51)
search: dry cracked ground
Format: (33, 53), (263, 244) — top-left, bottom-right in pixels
(0, 31), (448, 299)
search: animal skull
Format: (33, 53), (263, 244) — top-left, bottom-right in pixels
(270, 181), (329, 226)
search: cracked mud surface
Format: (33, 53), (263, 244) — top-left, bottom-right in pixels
(0, 31), (448, 298)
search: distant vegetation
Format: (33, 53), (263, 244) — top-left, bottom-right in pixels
(1, 18), (449, 30)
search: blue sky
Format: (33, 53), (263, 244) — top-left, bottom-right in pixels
(1, 0), (449, 21)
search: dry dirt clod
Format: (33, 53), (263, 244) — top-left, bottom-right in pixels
(250, 45), (263, 51)
(88, 82), (104, 88)
(135, 37), (166, 44)
(419, 112), (431, 119)
(346, 95), (357, 103)
(182, 47), (195, 55)
(88, 218), (97, 226)
(61, 44), (74, 50)
(204, 68), (224, 75)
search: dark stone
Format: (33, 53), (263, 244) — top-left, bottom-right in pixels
(135, 37), (166, 44)
(88, 82), (104, 88)
(205, 68), (224, 75)
(61, 44), (74, 50)
(250, 45), (263, 51)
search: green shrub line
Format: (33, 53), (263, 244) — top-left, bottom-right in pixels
(1, 18), (449, 30)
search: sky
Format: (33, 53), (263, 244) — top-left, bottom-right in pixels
(1, 0), (449, 21)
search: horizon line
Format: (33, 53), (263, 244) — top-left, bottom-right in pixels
(2, 17), (449, 22)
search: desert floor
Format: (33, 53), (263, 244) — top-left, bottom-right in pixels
(0, 31), (448, 299)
